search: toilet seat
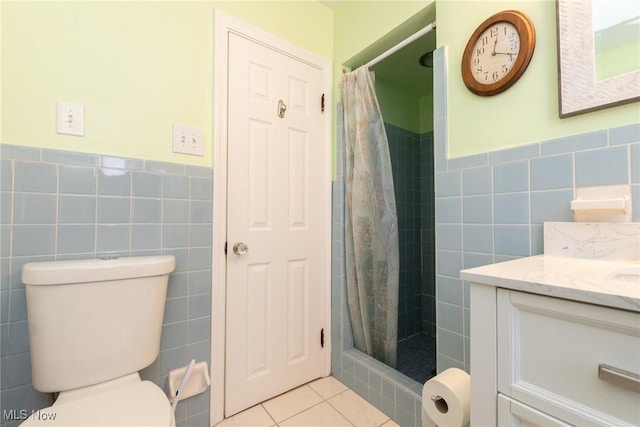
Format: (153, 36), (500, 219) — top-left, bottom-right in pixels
(21, 374), (175, 426)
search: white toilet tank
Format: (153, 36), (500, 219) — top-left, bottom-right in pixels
(22, 255), (176, 393)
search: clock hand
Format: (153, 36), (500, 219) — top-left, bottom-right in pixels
(491, 38), (497, 56)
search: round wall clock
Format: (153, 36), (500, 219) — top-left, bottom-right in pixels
(461, 10), (536, 96)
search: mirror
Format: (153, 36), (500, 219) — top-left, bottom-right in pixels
(556, 0), (640, 117)
(592, 0), (640, 81)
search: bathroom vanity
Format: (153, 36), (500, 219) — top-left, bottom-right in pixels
(461, 226), (640, 427)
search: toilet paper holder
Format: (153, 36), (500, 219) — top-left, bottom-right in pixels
(168, 361), (211, 403)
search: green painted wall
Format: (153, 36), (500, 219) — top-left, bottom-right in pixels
(419, 94), (434, 134)
(1, 1), (333, 166)
(375, 77), (421, 133)
(437, 0), (639, 158)
(3, 0), (639, 166)
(334, 0), (638, 158)
(369, 78), (434, 135)
(331, 1), (434, 168)
(332, 1), (432, 97)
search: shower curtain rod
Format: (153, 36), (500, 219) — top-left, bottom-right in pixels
(364, 21), (436, 69)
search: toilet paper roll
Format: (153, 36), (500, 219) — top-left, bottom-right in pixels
(422, 368), (470, 427)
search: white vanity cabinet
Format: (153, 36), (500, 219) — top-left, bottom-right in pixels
(463, 256), (640, 427)
(497, 289), (639, 426)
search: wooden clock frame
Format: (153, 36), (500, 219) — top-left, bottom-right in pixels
(461, 10), (536, 96)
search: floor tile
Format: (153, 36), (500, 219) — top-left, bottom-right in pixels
(261, 384), (323, 422)
(329, 389), (390, 426)
(215, 404), (275, 427)
(308, 376), (349, 400)
(279, 402), (352, 426)
(397, 332), (436, 384)
(219, 376), (400, 427)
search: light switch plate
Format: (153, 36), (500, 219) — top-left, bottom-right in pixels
(56, 101), (84, 136)
(172, 124), (204, 156)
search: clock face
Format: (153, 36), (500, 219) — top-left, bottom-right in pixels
(470, 22), (520, 84)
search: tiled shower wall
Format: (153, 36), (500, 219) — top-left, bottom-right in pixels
(419, 131), (435, 337)
(333, 45), (640, 427)
(386, 124), (435, 340)
(387, 124), (423, 340)
(0, 144), (212, 427)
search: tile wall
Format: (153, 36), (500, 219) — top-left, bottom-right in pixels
(387, 124), (424, 340)
(333, 44), (640, 427)
(386, 124), (436, 340)
(419, 131), (436, 337)
(0, 144), (212, 427)
(434, 122), (640, 374)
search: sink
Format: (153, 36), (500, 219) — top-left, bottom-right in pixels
(608, 267), (640, 285)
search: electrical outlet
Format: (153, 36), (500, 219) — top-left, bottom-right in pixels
(56, 101), (84, 136)
(172, 124), (204, 156)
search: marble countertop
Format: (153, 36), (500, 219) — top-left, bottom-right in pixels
(460, 255), (640, 313)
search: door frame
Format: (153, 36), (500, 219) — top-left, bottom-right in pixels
(211, 11), (332, 425)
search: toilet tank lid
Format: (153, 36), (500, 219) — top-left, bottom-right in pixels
(22, 255), (176, 286)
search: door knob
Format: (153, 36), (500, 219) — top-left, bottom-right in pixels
(232, 242), (249, 255)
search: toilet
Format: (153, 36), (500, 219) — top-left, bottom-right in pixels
(20, 256), (176, 426)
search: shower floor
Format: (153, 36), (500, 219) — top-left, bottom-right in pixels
(397, 332), (436, 384)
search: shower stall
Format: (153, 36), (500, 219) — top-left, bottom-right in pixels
(339, 23), (437, 384)
(331, 15), (441, 424)
(368, 29), (437, 385)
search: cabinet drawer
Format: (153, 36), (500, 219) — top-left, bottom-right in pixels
(498, 394), (571, 427)
(497, 289), (640, 427)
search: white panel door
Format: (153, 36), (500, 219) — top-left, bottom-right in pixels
(225, 32), (325, 417)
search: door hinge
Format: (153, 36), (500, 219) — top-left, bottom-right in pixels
(224, 241), (227, 255)
(321, 94), (325, 113)
(320, 328), (325, 348)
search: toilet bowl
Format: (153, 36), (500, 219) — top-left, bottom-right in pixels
(20, 256), (176, 427)
(22, 374), (175, 426)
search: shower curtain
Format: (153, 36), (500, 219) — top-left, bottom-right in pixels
(341, 66), (399, 368)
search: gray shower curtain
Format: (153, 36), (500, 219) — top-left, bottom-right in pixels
(341, 66), (399, 368)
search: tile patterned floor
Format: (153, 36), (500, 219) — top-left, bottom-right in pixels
(215, 376), (400, 427)
(397, 332), (436, 384)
